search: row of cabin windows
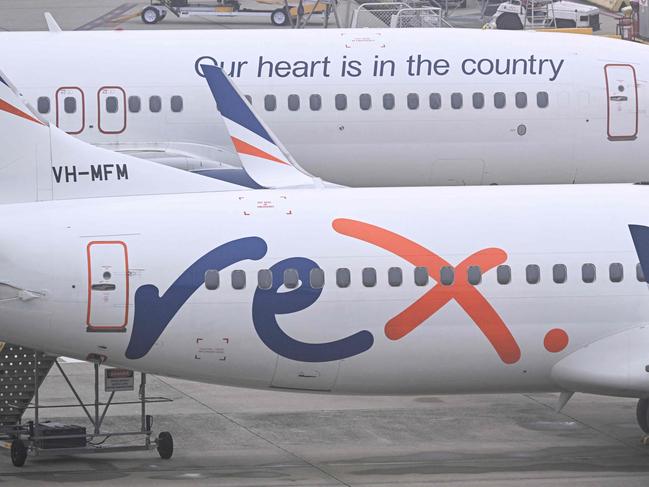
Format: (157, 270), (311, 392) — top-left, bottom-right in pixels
(36, 95), (184, 115)
(204, 263), (646, 291)
(262, 91), (550, 112)
(37, 91), (549, 117)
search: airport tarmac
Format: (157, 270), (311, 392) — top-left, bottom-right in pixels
(1, 360), (649, 486)
(0, 0), (620, 32)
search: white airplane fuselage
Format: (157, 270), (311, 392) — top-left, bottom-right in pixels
(2, 184), (649, 396)
(2, 29), (648, 186)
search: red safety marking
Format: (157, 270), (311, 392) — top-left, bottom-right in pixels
(333, 218), (521, 364)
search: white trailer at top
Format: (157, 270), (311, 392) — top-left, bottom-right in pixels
(487, 0), (600, 30)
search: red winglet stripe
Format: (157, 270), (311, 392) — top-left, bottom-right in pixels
(231, 136), (289, 166)
(0, 98), (44, 125)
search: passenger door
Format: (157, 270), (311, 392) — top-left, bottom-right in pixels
(97, 86), (127, 135)
(55, 87), (85, 135)
(86, 241), (129, 332)
(605, 64), (638, 140)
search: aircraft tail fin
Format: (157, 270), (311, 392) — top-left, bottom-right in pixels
(202, 64), (318, 189)
(0, 68), (245, 204)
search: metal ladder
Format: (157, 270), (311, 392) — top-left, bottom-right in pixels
(523, 0), (555, 28)
(0, 343), (56, 428)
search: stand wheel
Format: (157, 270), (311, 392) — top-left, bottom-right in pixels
(637, 398), (649, 434)
(271, 8), (290, 26)
(10, 439), (27, 467)
(141, 6), (161, 24)
(156, 431), (173, 460)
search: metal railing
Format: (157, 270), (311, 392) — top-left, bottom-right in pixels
(351, 1), (451, 27)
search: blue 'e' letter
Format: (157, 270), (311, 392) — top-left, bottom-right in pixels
(252, 257), (374, 362)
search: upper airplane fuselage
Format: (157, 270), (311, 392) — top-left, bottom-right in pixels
(1, 28), (647, 186)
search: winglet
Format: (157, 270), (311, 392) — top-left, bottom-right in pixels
(630, 225), (649, 282)
(202, 64), (317, 189)
(45, 12), (62, 32)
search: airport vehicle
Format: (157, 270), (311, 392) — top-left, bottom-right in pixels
(4, 64), (649, 458)
(140, 0), (320, 27)
(0, 28), (646, 187)
(488, 0), (600, 30)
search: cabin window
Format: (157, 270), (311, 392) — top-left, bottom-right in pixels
(388, 267), (403, 287)
(336, 268), (351, 287)
(149, 95), (162, 113)
(64, 96), (77, 114)
(553, 264), (567, 284)
(468, 265), (481, 285)
(37, 96), (50, 114)
(609, 263), (624, 283)
(244, 95), (252, 104)
(105, 96), (118, 114)
(257, 269), (272, 290)
(637, 263), (646, 282)
(335, 94), (347, 110)
(309, 94), (322, 111)
(128, 96), (141, 113)
(288, 94), (300, 111)
(440, 266), (454, 285)
(526, 264), (540, 284)
(537, 91), (549, 108)
(582, 263), (596, 283)
(494, 92), (506, 109)
(359, 93), (372, 110)
(231, 270), (246, 290)
(407, 93), (419, 110)
(310, 268), (325, 288)
(451, 92), (463, 109)
(515, 92), (527, 108)
(362, 267), (377, 287)
(414, 266), (429, 286)
(264, 94), (276, 111)
(204, 270), (220, 290)
(472, 92), (485, 109)
(497, 265), (511, 285)
(170, 95), (183, 113)
(383, 93), (395, 110)
(429, 93), (442, 109)
(284, 268), (299, 288)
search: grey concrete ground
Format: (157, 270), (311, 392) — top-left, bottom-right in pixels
(0, 0), (621, 32)
(1, 360), (649, 485)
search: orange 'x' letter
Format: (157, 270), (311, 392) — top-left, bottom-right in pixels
(332, 218), (521, 365)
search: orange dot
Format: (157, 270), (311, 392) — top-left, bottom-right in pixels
(544, 328), (569, 353)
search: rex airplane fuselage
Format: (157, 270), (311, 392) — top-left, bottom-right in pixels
(2, 184), (649, 396)
(1, 28), (648, 186)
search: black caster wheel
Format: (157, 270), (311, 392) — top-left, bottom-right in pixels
(141, 6), (161, 24)
(10, 439), (27, 467)
(637, 398), (649, 434)
(156, 431), (173, 460)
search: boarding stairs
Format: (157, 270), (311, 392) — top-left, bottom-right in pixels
(0, 343), (56, 431)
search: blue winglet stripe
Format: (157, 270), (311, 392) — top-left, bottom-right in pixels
(630, 224), (649, 281)
(202, 64), (273, 144)
(0, 76), (7, 86)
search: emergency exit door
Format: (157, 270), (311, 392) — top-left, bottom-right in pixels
(605, 64), (638, 140)
(55, 87), (85, 135)
(97, 86), (126, 134)
(86, 241), (129, 332)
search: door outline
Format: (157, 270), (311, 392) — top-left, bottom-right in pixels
(55, 86), (85, 135)
(604, 63), (638, 141)
(86, 240), (130, 332)
(97, 86), (127, 135)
